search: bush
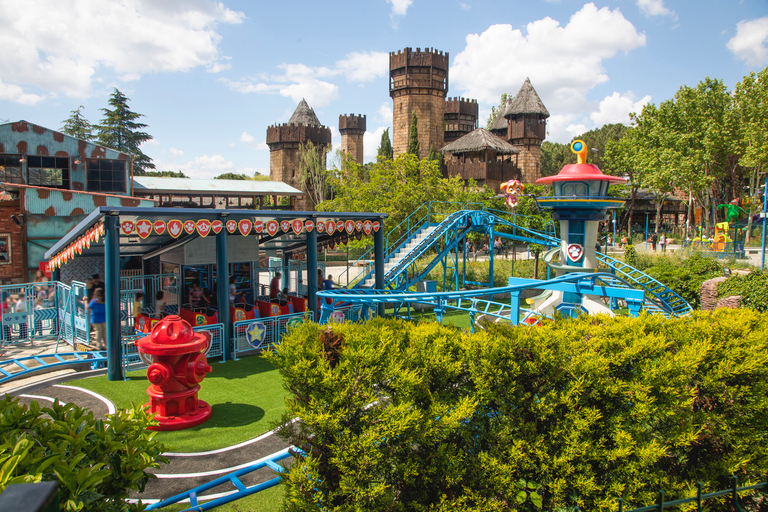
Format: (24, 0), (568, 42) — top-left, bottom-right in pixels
(0, 397), (168, 511)
(266, 311), (768, 511)
(717, 270), (768, 311)
(644, 253), (723, 308)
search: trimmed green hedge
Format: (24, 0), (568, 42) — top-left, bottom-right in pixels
(266, 311), (768, 511)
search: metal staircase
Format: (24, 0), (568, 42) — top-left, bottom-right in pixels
(359, 224), (439, 288)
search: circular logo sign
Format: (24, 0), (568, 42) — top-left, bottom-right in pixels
(566, 243), (584, 263)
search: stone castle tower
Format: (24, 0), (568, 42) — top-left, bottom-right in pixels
(389, 47), (449, 159)
(443, 97), (478, 144)
(489, 77), (549, 183)
(338, 114), (366, 165)
(266, 99), (332, 210)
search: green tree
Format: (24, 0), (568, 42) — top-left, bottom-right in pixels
(142, 170), (188, 178)
(60, 106), (94, 141)
(540, 141), (571, 177)
(96, 88), (155, 175)
(408, 112), (419, 156)
(734, 68), (768, 242)
(297, 141), (333, 208)
(486, 92), (511, 129)
(214, 172), (250, 180)
(377, 128), (393, 161)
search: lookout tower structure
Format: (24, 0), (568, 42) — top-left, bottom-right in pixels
(389, 47), (449, 159)
(443, 97), (478, 145)
(339, 114), (366, 165)
(266, 98), (332, 210)
(504, 78), (549, 183)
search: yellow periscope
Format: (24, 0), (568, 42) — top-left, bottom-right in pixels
(571, 139), (588, 164)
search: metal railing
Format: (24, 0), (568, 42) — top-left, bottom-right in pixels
(620, 476), (767, 512)
(233, 311), (313, 357)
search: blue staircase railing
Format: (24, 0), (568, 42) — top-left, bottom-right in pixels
(0, 351), (107, 384)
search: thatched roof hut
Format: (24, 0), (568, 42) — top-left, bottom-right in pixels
(441, 128), (519, 155)
(505, 78), (549, 118)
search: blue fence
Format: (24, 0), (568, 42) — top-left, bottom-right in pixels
(233, 311), (314, 357)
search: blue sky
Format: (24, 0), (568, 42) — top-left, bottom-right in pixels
(1, 0), (767, 179)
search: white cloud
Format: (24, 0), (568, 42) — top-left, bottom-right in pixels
(0, 0), (243, 102)
(566, 123), (588, 139)
(175, 154), (259, 180)
(363, 126), (388, 164)
(0, 79), (45, 105)
(460, 3), (471, 11)
(727, 17), (768, 66)
(590, 91), (651, 126)
(240, 131), (268, 151)
(169, 147), (184, 157)
(220, 51), (387, 108)
(377, 103), (393, 125)
(335, 52), (389, 82)
(636, 0), (674, 17)
(388, 0), (413, 17)
(451, 3), (646, 116)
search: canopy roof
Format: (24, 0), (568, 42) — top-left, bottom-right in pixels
(441, 128), (519, 155)
(133, 176), (301, 196)
(45, 206), (387, 261)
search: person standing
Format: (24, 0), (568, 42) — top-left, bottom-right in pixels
(270, 272), (282, 301)
(660, 233), (666, 253)
(88, 289), (106, 350)
(229, 276), (237, 305)
(650, 232), (658, 251)
(15, 292), (27, 340)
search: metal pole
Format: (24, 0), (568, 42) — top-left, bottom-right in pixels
(645, 213), (649, 248)
(307, 222), (318, 320)
(104, 215), (123, 381)
(761, 175), (767, 270)
(215, 229), (231, 361)
(488, 224), (495, 288)
(374, 218), (385, 317)
(612, 211), (616, 249)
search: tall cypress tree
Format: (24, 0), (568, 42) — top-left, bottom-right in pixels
(407, 112), (420, 156)
(377, 128), (393, 161)
(61, 106), (95, 141)
(96, 88), (155, 175)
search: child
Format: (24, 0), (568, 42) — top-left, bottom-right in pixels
(154, 290), (165, 318)
(133, 292), (144, 320)
(15, 292), (27, 340)
(88, 289), (106, 350)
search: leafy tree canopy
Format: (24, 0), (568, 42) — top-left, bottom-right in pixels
(377, 128), (393, 161)
(408, 112), (419, 156)
(96, 88), (155, 176)
(214, 172), (250, 180)
(142, 170), (188, 178)
(60, 105), (94, 141)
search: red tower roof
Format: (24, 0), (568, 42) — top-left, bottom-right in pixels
(536, 163), (626, 185)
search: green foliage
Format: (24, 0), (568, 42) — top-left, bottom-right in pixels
(142, 170), (188, 178)
(644, 253), (723, 308)
(486, 92), (511, 129)
(267, 311), (768, 511)
(60, 106), (95, 142)
(0, 396), (168, 511)
(408, 112), (420, 156)
(214, 172), (250, 180)
(717, 270), (768, 311)
(298, 141), (333, 208)
(96, 88), (155, 175)
(377, 128), (393, 161)
(623, 245), (638, 267)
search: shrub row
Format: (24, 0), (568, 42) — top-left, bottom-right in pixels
(717, 270), (768, 311)
(267, 311), (768, 511)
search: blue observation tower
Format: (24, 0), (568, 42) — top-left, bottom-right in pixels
(532, 139), (626, 317)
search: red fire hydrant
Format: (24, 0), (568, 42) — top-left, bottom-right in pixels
(135, 315), (213, 431)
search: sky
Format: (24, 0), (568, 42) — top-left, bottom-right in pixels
(1, 0), (767, 180)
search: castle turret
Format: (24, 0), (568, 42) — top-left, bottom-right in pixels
(389, 47), (449, 159)
(443, 97), (478, 145)
(504, 78), (549, 183)
(338, 114), (366, 165)
(266, 99), (332, 210)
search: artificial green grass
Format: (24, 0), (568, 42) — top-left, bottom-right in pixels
(157, 483), (284, 512)
(70, 354), (288, 453)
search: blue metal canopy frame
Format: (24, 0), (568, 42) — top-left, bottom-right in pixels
(45, 206), (387, 380)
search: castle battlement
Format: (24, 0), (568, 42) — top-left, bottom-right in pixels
(338, 114), (366, 133)
(445, 97), (479, 116)
(266, 123), (332, 146)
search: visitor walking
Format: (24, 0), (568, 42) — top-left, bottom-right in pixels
(88, 289), (106, 350)
(650, 232), (658, 251)
(659, 233), (666, 253)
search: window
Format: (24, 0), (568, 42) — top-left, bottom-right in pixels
(0, 233), (11, 265)
(27, 156), (70, 188)
(0, 155), (23, 184)
(87, 159), (126, 193)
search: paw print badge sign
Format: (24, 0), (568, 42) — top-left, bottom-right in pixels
(566, 243), (584, 263)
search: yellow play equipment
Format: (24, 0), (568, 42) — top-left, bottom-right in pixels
(711, 222), (732, 252)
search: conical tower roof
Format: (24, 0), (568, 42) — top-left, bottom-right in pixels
(505, 78), (549, 118)
(288, 98), (322, 126)
(441, 128), (519, 154)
